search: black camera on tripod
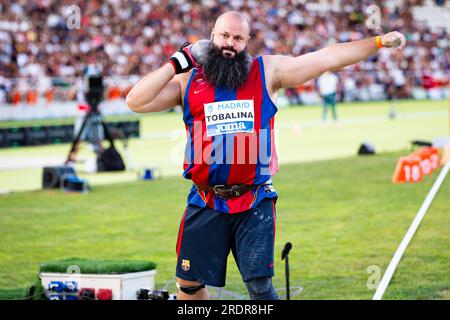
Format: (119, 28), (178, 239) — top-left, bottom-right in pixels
(66, 74), (125, 172)
(85, 75), (104, 112)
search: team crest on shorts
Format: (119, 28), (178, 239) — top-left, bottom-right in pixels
(181, 259), (190, 271)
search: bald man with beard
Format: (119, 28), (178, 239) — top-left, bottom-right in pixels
(127, 11), (406, 300)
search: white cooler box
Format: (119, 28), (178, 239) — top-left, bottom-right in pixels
(40, 270), (157, 300)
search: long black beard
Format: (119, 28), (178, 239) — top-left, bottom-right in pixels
(202, 45), (252, 91)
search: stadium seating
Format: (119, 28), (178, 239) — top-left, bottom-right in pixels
(0, 0), (448, 114)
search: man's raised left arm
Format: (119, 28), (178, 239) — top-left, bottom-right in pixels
(266, 31), (406, 93)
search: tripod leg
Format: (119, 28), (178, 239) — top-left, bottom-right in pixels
(90, 113), (103, 156)
(98, 113), (115, 147)
(66, 112), (92, 163)
(68, 142), (80, 162)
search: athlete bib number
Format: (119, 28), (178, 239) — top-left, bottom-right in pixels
(204, 99), (255, 137)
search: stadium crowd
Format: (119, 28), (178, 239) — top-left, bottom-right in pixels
(0, 0), (448, 105)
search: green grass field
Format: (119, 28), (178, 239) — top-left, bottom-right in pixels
(0, 151), (448, 299)
(0, 99), (449, 299)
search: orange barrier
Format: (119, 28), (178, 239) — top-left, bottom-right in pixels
(45, 89), (54, 103)
(12, 90), (21, 105)
(392, 147), (445, 183)
(26, 90), (38, 104)
(392, 155), (423, 183)
(427, 147), (441, 169)
(107, 86), (122, 100)
(412, 147), (440, 176)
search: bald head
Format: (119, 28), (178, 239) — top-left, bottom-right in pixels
(214, 11), (250, 36)
(211, 11), (251, 58)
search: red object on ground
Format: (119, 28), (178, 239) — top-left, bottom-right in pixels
(97, 288), (113, 300)
(412, 147), (441, 175)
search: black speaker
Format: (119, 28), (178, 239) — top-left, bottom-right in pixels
(358, 142), (376, 155)
(42, 166), (76, 189)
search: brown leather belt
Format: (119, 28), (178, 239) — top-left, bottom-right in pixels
(194, 183), (258, 199)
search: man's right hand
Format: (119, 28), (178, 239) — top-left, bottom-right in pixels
(380, 31), (406, 51)
(169, 42), (196, 74)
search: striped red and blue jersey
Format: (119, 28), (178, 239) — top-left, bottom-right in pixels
(182, 56), (278, 214)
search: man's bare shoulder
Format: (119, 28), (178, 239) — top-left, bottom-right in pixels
(260, 55), (273, 66)
(260, 54), (293, 67)
(259, 55), (284, 92)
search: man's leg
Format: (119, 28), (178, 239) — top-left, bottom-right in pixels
(244, 277), (278, 300)
(176, 277), (208, 300)
(230, 198), (279, 300)
(322, 97), (328, 121)
(175, 205), (230, 300)
(330, 93), (337, 121)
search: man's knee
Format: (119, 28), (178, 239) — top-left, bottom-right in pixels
(176, 277), (205, 295)
(244, 277), (279, 300)
(246, 277), (271, 294)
